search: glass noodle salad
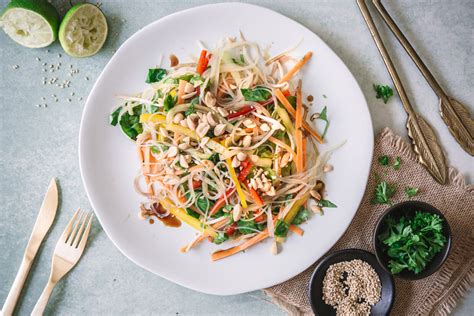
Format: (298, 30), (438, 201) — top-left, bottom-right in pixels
(110, 34), (337, 261)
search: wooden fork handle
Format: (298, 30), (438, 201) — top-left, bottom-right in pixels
(31, 279), (56, 316)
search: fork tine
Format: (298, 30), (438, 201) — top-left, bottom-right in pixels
(60, 208), (81, 243)
(72, 211), (89, 248)
(67, 209), (85, 245)
(78, 214), (93, 251)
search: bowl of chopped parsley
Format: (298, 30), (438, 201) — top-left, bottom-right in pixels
(373, 201), (451, 280)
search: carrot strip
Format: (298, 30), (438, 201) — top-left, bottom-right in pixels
(275, 89), (323, 144)
(211, 230), (269, 261)
(295, 82), (304, 173)
(289, 225), (304, 236)
(196, 50), (209, 75)
(278, 52), (313, 84)
(177, 80), (187, 104)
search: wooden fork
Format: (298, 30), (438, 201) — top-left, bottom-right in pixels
(31, 209), (93, 316)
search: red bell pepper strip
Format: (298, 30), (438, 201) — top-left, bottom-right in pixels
(227, 106), (255, 120)
(209, 187), (236, 216)
(237, 160), (253, 182)
(196, 50), (210, 75)
(226, 222), (238, 236)
(191, 180), (202, 189)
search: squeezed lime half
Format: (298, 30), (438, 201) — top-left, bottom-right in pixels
(59, 3), (108, 57)
(0, 0), (59, 48)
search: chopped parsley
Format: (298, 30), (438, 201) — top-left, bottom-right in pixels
(163, 94), (177, 112)
(372, 181), (396, 205)
(405, 187), (419, 198)
(318, 199), (337, 208)
(274, 219), (289, 238)
(393, 156), (402, 170)
(373, 84), (394, 104)
(292, 207), (311, 225)
(317, 106), (329, 139)
(378, 155), (389, 166)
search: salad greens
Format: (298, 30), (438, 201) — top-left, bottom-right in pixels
(146, 68), (167, 83)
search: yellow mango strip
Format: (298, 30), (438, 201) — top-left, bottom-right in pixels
(275, 104), (295, 135)
(284, 192), (310, 224)
(160, 198), (217, 238)
(139, 113), (166, 123)
(225, 158), (248, 209)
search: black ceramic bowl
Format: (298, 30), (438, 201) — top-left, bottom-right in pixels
(373, 201), (452, 280)
(308, 249), (395, 316)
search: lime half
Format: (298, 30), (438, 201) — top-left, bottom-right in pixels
(59, 3), (108, 57)
(0, 0), (59, 48)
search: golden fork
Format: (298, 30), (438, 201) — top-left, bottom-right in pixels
(31, 209), (93, 316)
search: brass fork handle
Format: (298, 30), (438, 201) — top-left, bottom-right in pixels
(372, 0), (448, 101)
(31, 279), (56, 316)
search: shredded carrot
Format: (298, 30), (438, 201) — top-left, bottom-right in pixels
(196, 50), (209, 75)
(289, 225), (304, 236)
(302, 135), (307, 169)
(275, 89), (323, 144)
(180, 217), (230, 252)
(278, 52), (313, 84)
(177, 80), (187, 104)
(295, 81), (304, 173)
(211, 230), (269, 261)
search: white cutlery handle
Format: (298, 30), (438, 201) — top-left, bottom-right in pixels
(31, 280), (56, 316)
(2, 257), (32, 316)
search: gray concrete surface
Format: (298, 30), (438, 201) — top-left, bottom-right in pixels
(1, 0), (472, 315)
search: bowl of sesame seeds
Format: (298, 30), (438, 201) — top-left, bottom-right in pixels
(308, 248), (394, 315)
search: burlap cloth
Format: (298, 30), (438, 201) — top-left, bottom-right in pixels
(264, 128), (474, 315)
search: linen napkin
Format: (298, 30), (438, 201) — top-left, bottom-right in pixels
(264, 128), (474, 315)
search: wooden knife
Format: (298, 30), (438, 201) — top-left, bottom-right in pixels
(2, 178), (59, 316)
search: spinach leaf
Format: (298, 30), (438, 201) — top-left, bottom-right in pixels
(151, 144), (169, 154)
(110, 107), (121, 126)
(119, 106), (143, 140)
(163, 94), (177, 112)
(213, 232), (229, 244)
(237, 219), (258, 234)
(292, 207), (311, 225)
(146, 68), (167, 83)
(318, 199), (337, 208)
(274, 219), (289, 237)
(195, 195), (211, 213)
(241, 87), (271, 102)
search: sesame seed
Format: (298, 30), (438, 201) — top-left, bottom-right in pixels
(12, 65), (19, 69)
(85, 76), (89, 81)
(43, 69), (47, 72)
(47, 49), (50, 53)
(44, 104), (48, 108)
(58, 53), (62, 58)
(78, 97), (83, 101)
(41, 97), (46, 100)
(36, 104), (41, 108)
(42, 62), (47, 66)
(67, 98), (71, 102)
(71, 92), (75, 96)
(36, 57), (41, 61)
(55, 99), (58, 102)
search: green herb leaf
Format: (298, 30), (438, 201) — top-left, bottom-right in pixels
(317, 106), (329, 139)
(274, 219), (289, 237)
(213, 232), (229, 244)
(163, 94), (177, 112)
(372, 181), (396, 205)
(241, 87), (271, 102)
(373, 84), (394, 104)
(151, 144), (169, 154)
(189, 74), (204, 85)
(292, 207), (311, 225)
(237, 219), (258, 235)
(405, 187), (419, 198)
(110, 107), (121, 126)
(176, 73), (194, 82)
(146, 68), (167, 83)
(379, 211), (446, 274)
(186, 208), (200, 219)
(393, 156), (402, 170)
(378, 155), (389, 166)
(185, 102), (196, 117)
(195, 195), (211, 213)
(232, 54), (246, 66)
(318, 199), (337, 208)
(287, 95), (297, 109)
(208, 153), (220, 165)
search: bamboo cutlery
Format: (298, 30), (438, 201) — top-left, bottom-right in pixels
(1, 179), (93, 316)
(357, 0), (474, 184)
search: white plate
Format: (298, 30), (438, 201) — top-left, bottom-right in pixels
(79, 3), (373, 295)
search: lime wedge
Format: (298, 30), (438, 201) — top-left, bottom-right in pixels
(0, 0), (59, 48)
(59, 3), (108, 58)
